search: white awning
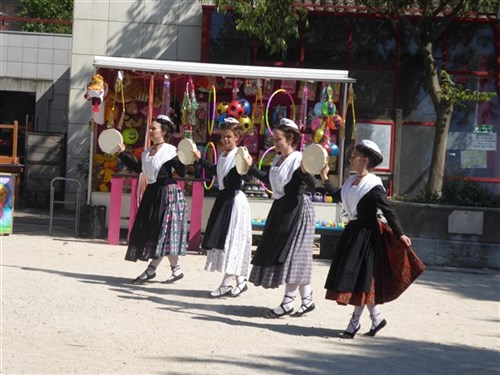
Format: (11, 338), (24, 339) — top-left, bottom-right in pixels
(93, 56), (355, 83)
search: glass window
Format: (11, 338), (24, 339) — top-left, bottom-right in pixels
(209, 11), (253, 65)
(397, 68), (436, 122)
(255, 36), (301, 66)
(303, 15), (349, 70)
(350, 70), (394, 115)
(446, 22), (496, 72)
(351, 18), (395, 68)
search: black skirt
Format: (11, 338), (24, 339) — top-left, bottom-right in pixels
(324, 219), (378, 293)
(251, 194), (304, 267)
(202, 189), (236, 250)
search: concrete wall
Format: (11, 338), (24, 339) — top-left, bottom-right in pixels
(0, 31), (72, 133)
(393, 201), (500, 269)
(67, 0), (203, 196)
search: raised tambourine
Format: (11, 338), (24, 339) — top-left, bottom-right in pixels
(235, 146), (250, 175)
(98, 129), (123, 154)
(302, 143), (328, 175)
(177, 138), (197, 165)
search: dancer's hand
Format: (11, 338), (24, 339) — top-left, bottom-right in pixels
(400, 235), (412, 247)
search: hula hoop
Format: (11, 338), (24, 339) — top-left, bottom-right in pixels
(203, 141), (217, 190)
(207, 85), (216, 135)
(265, 89), (296, 136)
(257, 146), (275, 195)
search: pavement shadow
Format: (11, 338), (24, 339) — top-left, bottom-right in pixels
(161, 339), (499, 375)
(416, 267), (500, 303)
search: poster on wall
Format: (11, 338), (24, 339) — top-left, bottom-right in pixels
(0, 173), (15, 235)
(355, 121), (394, 171)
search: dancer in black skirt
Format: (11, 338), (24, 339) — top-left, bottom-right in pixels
(320, 140), (412, 338)
(244, 118), (317, 318)
(117, 115), (188, 285)
(193, 118), (253, 298)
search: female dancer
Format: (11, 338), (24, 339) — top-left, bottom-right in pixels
(320, 140), (412, 338)
(244, 118), (316, 318)
(193, 117), (252, 297)
(118, 115), (188, 285)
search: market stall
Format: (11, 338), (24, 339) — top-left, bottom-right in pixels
(88, 56), (355, 248)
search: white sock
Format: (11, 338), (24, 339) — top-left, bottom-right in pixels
(221, 273), (234, 288)
(167, 255), (182, 276)
(272, 283), (298, 314)
(367, 304), (384, 329)
(296, 284), (314, 314)
(346, 305), (365, 333)
(236, 275), (246, 285)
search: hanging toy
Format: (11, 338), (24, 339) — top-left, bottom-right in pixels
(298, 84), (308, 151)
(252, 80), (265, 134)
(84, 73), (108, 113)
(160, 74), (171, 117)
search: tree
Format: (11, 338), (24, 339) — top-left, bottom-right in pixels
(204, 0), (498, 197)
(18, 0), (73, 34)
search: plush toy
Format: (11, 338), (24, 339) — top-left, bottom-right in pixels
(84, 74), (108, 112)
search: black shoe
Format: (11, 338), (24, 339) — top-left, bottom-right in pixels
(364, 319), (387, 337)
(209, 286), (233, 298)
(339, 324), (361, 339)
(163, 273), (184, 284)
(264, 303), (294, 319)
(231, 281), (248, 297)
(132, 272), (156, 285)
(291, 303), (316, 317)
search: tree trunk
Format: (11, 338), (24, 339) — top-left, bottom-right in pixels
(427, 103), (453, 196)
(418, 40), (453, 197)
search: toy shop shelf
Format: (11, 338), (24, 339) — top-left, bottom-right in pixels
(93, 56), (356, 83)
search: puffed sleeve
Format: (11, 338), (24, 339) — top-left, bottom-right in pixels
(171, 156), (186, 178)
(197, 157), (217, 175)
(372, 186), (405, 237)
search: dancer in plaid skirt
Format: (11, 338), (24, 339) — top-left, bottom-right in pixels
(118, 115), (188, 285)
(244, 118), (317, 318)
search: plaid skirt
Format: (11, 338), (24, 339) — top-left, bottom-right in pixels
(249, 196), (315, 288)
(125, 183), (187, 261)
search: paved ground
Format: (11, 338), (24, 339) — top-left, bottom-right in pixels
(1, 210), (499, 374)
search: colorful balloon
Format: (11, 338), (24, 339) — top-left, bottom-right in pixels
(329, 142), (339, 157)
(333, 114), (344, 128)
(313, 128), (324, 143)
(322, 101), (336, 117)
(313, 102), (323, 117)
(311, 117), (323, 131)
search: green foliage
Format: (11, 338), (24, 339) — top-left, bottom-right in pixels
(204, 0), (307, 57)
(18, 0), (73, 34)
(440, 70), (497, 108)
(394, 179), (500, 208)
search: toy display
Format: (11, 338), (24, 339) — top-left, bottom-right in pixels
(86, 70), (346, 194)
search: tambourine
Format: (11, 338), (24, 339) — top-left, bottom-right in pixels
(98, 129), (123, 154)
(177, 138), (197, 165)
(235, 146), (250, 175)
(302, 143), (328, 175)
